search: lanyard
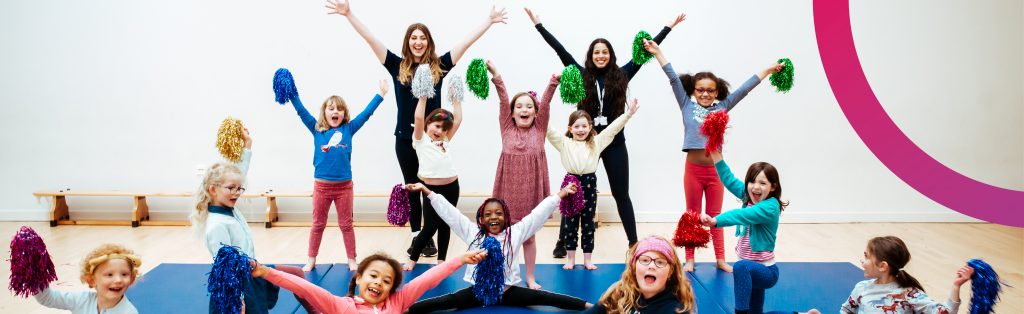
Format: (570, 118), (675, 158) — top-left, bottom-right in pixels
(594, 81), (608, 126)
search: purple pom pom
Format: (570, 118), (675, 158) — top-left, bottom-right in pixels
(387, 184), (411, 226)
(8, 226), (58, 298)
(559, 174), (585, 217)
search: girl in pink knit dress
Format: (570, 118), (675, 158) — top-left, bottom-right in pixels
(486, 59), (560, 289)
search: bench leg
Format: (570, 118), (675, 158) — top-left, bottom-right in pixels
(132, 196), (149, 228)
(265, 196), (279, 229)
(49, 196), (70, 227)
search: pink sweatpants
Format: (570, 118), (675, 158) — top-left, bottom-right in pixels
(309, 180), (356, 259)
(684, 161), (726, 260)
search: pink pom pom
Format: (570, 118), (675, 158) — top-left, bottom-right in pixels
(387, 184), (411, 226)
(701, 111), (730, 154)
(559, 174), (585, 217)
(672, 211), (711, 248)
(8, 226), (58, 298)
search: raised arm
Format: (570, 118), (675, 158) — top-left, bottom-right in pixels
(514, 183), (577, 239)
(348, 80), (389, 134)
(644, 40), (690, 111)
(546, 127), (565, 152)
(526, 8), (580, 68)
(33, 288), (84, 311)
(290, 94), (318, 134)
(721, 61), (784, 111)
(621, 13), (684, 78)
(407, 183), (478, 242)
(413, 96), (426, 141)
(326, 0), (388, 64)
(594, 99), (638, 150)
(489, 60), (513, 129)
(394, 251), (487, 309)
(450, 6), (508, 63)
(446, 92), (463, 140)
(537, 74), (560, 130)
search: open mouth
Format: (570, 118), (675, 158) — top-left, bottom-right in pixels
(108, 286), (124, 293)
(331, 116), (341, 123)
(367, 287), (382, 298)
(643, 275), (657, 284)
(751, 191), (762, 201)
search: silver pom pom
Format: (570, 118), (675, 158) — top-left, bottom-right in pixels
(411, 64), (436, 99)
(447, 74), (465, 105)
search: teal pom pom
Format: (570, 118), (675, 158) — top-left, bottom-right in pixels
(472, 236), (505, 306)
(769, 58), (794, 93)
(632, 30), (654, 65)
(207, 245), (253, 314)
(273, 68), (299, 104)
(559, 66), (585, 104)
(466, 58), (489, 99)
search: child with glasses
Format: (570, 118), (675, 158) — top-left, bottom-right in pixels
(281, 76), (390, 272)
(190, 150), (316, 313)
(583, 236), (696, 314)
(643, 39), (784, 273)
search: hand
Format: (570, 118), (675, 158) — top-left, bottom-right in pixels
(668, 13), (687, 28)
(489, 5), (508, 24)
(378, 79), (389, 96)
(524, 7), (540, 25)
(709, 151), (723, 163)
(627, 98), (639, 115)
(953, 265), (974, 286)
(766, 61), (785, 74)
(557, 183), (578, 198)
(486, 60), (498, 75)
(249, 260), (269, 278)
(325, 0), (350, 16)
(405, 183), (426, 192)
(643, 39), (660, 55)
(553, 73), (561, 80)
(699, 213), (716, 227)
(460, 249), (488, 265)
(241, 127), (252, 149)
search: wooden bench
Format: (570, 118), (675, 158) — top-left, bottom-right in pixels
(32, 190), (612, 228)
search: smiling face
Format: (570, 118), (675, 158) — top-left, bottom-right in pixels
(570, 117), (592, 141)
(87, 259), (135, 304)
(591, 42), (611, 69)
(861, 246), (887, 279)
(407, 29), (429, 60)
(209, 173), (242, 208)
(477, 201), (507, 235)
(511, 94), (538, 128)
(355, 260), (396, 304)
(425, 121), (446, 141)
(693, 78), (719, 107)
(746, 171), (775, 205)
(634, 251), (672, 299)
(325, 103), (345, 128)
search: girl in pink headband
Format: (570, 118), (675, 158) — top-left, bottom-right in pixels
(585, 236), (696, 313)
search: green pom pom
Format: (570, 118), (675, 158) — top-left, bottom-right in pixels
(770, 58), (794, 93)
(559, 66), (585, 104)
(632, 30), (654, 65)
(466, 58), (490, 99)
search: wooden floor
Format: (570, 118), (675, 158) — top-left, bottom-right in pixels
(1, 221), (1021, 313)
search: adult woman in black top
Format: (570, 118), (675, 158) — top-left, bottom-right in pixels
(525, 7), (686, 253)
(327, 0), (507, 256)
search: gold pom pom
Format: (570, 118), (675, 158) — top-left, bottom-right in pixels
(216, 117), (245, 163)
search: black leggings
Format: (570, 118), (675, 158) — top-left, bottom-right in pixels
(407, 285), (587, 313)
(395, 138), (423, 232)
(561, 173), (597, 253)
(601, 142), (637, 246)
(408, 180), (458, 262)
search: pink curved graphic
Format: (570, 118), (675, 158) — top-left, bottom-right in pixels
(814, 0), (1023, 227)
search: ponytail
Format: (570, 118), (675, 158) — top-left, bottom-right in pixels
(894, 268), (925, 292)
(868, 236), (925, 291)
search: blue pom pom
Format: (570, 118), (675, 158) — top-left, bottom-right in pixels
(968, 259), (1007, 314)
(273, 68), (299, 104)
(472, 236), (505, 306)
(207, 245), (254, 314)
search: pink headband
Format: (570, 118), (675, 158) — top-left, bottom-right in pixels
(632, 237), (675, 263)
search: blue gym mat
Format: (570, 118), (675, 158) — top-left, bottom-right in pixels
(127, 262), (864, 313)
(689, 262), (865, 313)
(126, 263), (333, 314)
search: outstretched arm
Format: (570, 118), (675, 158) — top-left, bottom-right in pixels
(326, 0), (388, 64)
(450, 6), (508, 63)
(489, 60), (513, 129)
(447, 92), (463, 140)
(645, 40), (690, 111)
(526, 8), (579, 68)
(413, 96), (426, 141)
(720, 61), (784, 111)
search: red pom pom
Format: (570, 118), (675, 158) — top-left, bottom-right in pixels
(673, 211), (711, 248)
(8, 226), (58, 298)
(700, 111), (730, 153)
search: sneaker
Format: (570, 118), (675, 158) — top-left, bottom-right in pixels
(553, 239), (566, 258)
(422, 238), (438, 257)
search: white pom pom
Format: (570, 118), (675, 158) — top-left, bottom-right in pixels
(411, 64), (436, 99)
(447, 74), (465, 104)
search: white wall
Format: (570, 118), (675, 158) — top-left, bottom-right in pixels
(0, 0), (1020, 223)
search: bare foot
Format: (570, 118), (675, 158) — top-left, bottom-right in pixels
(302, 257), (317, 272)
(562, 262), (574, 270)
(583, 263), (598, 270)
(403, 260), (415, 271)
(526, 279), (542, 290)
(348, 260), (358, 272)
(805, 309), (821, 314)
(683, 260), (695, 273)
(563, 253), (576, 270)
(716, 260), (733, 273)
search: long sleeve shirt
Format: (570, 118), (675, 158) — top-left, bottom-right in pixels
(662, 63), (762, 151)
(427, 192), (561, 286)
(840, 279), (960, 314)
(33, 288), (138, 314)
(291, 94), (384, 181)
(546, 112), (632, 174)
(262, 257), (464, 314)
(713, 160), (781, 253)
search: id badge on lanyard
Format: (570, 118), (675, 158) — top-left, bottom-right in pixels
(594, 81), (608, 126)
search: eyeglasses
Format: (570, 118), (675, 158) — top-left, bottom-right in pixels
(695, 88), (717, 95)
(636, 255), (669, 268)
(220, 186), (246, 194)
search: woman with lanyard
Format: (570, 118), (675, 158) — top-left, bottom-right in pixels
(525, 7), (686, 256)
(327, 0), (508, 257)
